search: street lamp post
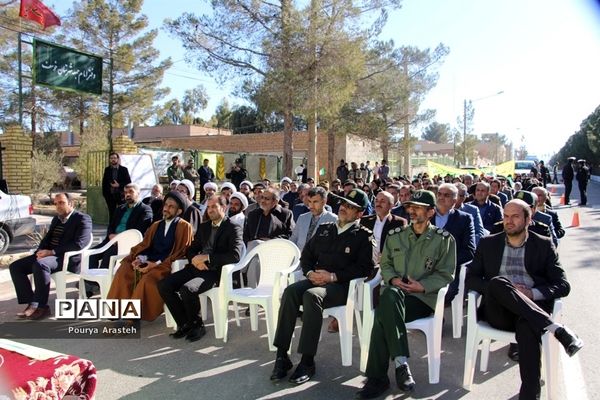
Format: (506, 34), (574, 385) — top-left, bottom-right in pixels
(462, 90), (504, 166)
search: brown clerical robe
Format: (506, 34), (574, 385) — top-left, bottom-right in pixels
(107, 218), (193, 321)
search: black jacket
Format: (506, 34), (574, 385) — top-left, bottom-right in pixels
(244, 205), (294, 242)
(466, 231), (570, 311)
(103, 202), (153, 242)
(186, 218), (244, 273)
(38, 211), (93, 273)
(102, 165), (131, 199)
(301, 221), (375, 284)
(360, 214), (407, 253)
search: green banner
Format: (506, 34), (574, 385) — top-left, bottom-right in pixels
(33, 39), (103, 95)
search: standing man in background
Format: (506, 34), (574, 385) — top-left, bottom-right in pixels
(562, 156), (575, 205)
(102, 152), (131, 223)
(198, 158), (215, 202)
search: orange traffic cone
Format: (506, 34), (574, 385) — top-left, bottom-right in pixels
(571, 211), (580, 228)
(559, 194), (565, 205)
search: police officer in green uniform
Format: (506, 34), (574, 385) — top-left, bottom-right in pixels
(357, 190), (456, 399)
(270, 189), (375, 384)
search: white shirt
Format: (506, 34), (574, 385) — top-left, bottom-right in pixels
(163, 218), (175, 237)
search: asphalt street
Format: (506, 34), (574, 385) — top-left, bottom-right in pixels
(0, 180), (598, 400)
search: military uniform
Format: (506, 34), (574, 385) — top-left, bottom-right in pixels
(273, 221), (375, 357)
(365, 224), (455, 379)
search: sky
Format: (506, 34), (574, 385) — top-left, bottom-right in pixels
(49, 0), (600, 162)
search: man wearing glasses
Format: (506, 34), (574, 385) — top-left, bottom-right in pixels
(454, 182), (485, 245)
(243, 187), (294, 287)
(432, 183), (476, 304)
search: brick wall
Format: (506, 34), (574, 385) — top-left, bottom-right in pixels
(112, 135), (138, 154)
(0, 125), (32, 193)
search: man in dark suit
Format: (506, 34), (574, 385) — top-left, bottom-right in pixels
(142, 184), (164, 222)
(562, 156), (575, 205)
(86, 183), (153, 297)
(466, 199), (583, 400)
(244, 188), (294, 243)
(432, 183), (476, 304)
(361, 191), (407, 259)
(198, 158), (215, 202)
(102, 152), (131, 222)
(10, 193), (92, 320)
(244, 187), (294, 287)
(158, 195), (244, 342)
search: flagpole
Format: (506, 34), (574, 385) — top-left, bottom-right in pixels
(18, 31), (23, 127)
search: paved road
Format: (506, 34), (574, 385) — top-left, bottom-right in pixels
(0, 181), (598, 400)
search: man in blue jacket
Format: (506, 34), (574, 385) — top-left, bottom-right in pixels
(433, 183), (476, 304)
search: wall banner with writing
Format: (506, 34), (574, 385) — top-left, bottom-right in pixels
(33, 39), (103, 95)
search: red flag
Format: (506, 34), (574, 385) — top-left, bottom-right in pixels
(19, 0), (61, 29)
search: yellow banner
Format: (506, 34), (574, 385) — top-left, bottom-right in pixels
(216, 154), (225, 180)
(426, 161), (482, 177)
(259, 157), (267, 179)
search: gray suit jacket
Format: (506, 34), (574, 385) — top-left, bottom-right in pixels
(289, 210), (338, 251)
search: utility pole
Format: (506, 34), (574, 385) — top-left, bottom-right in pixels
(462, 99), (467, 166)
(108, 49), (114, 153)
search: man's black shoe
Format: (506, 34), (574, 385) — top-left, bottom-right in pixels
(355, 377), (390, 399)
(395, 364), (415, 391)
(185, 324), (206, 342)
(288, 363), (316, 385)
(170, 322), (194, 339)
(508, 343), (519, 361)
(554, 326), (583, 357)
(270, 357), (293, 381)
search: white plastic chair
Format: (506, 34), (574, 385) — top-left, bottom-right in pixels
(322, 277), (362, 366)
(357, 282), (448, 383)
(451, 263), (469, 338)
(78, 229), (144, 299)
(221, 239), (301, 351)
(358, 269), (383, 372)
(51, 232), (93, 299)
(164, 244), (248, 336)
(404, 285), (448, 384)
(198, 243), (247, 338)
(462, 290), (563, 399)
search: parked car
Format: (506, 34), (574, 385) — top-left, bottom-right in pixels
(0, 189), (36, 254)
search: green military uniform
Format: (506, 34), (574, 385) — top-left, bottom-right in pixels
(365, 223), (456, 380)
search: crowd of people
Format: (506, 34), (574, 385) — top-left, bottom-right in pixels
(8, 152), (591, 400)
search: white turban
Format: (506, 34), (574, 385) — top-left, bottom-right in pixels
(230, 192), (249, 210)
(280, 177), (292, 185)
(240, 180), (254, 190)
(203, 182), (218, 191)
(221, 182), (237, 192)
(178, 179), (195, 198)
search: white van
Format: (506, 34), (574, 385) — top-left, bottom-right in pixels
(0, 189), (36, 254)
(514, 160), (536, 177)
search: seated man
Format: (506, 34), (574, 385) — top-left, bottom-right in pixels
(228, 192), (248, 228)
(244, 187), (294, 287)
(270, 189), (375, 384)
(86, 183), (153, 297)
(357, 190), (455, 398)
(433, 183), (475, 304)
(10, 193), (92, 320)
(467, 181), (503, 232)
(361, 191), (407, 261)
(107, 191), (193, 321)
(90, 183), (152, 268)
(143, 184), (165, 222)
(177, 179), (203, 234)
(289, 186), (337, 252)
(158, 196), (243, 341)
(466, 199), (583, 399)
